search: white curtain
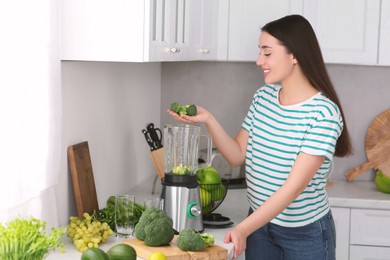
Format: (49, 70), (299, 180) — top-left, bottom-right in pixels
(0, 0), (62, 227)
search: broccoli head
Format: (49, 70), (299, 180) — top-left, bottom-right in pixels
(170, 102), (181, 113)
(134, 207), (174, 246)
(176, 228), (205, 251)
(186, 105), (197, 116)
(169, 102), (197, 116)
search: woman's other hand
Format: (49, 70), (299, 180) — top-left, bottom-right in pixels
(224, 226), (248, 258)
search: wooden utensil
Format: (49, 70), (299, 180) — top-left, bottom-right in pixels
(345, 109), (390, 181)
(67, 141), (99, 218)
(124, 236), (228, 260)
(150, 147), (165, 180)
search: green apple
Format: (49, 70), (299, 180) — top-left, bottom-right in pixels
(199, 170), (221, 186)
(199, 188), (212, 207)
(374, 170), (390, 194)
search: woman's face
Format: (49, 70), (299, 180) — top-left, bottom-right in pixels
(256, 31), (296, 85)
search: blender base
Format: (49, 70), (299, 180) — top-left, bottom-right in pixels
(162, 184), (204, 233)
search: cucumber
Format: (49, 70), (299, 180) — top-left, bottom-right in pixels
(81, 248), (109, 260)
(107, 244), (137, 260)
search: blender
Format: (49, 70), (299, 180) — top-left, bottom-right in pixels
(161, 124), (212, 233)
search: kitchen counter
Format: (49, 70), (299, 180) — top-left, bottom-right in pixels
(47, 178), (390, 259)
(47, 177), (241, 260)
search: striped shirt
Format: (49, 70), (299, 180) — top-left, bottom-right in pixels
(242, 84), (343, 227)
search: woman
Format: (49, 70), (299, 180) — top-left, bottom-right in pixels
(168, 14), (352, 259)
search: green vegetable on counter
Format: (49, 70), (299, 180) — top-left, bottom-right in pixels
(134, 208), (174, 247)
(0, 216), (66, 260)
(176, 228), (215, 251)
(170, 102), (197, 116)
(97, 196), (145, 232)
(172, 164), (193, 175)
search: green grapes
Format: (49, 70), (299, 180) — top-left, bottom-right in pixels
(67, 212), (114, 252)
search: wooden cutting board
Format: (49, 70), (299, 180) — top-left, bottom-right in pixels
(124, 236), (228, 260)
(345, 109), (390, 181)
(67, 141), (99, 218)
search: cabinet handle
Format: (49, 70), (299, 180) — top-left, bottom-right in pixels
(168, 47), (180, 53)
(199, 48), (210, 54)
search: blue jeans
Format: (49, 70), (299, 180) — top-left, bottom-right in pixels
(245, 208), (336, 260)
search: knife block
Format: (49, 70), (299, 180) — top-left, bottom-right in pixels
(150, 147), (165, 180)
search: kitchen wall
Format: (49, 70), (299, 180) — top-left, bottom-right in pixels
(59, 61), (161, 225)
(161, 61), (390, 181)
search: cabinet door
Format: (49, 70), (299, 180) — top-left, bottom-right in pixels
(61, 0), (147, 62)
(227, 0), (303, 61)
(350, 245), (390, 260)
(148, 0), (190, 61)
(379, 0), (390, 65)
(302, 0), (381, 65)
(189, 0), (218, 60)
(351, 209), (390, 247)
(331, 207), (350, 260)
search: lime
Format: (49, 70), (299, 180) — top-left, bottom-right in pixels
(107, 244), (136, 260)
(148, 252), (167, 260)
(81, 248), (109, 260)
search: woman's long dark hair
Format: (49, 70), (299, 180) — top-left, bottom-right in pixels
(262, 14), (352, 157)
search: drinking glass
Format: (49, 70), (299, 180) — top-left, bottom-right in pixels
(144, 197), (164, 210)
(115, 194), (135, 238)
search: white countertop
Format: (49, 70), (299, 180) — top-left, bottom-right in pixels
(327, 180), (390, 210)
(47, 178), (390, 259)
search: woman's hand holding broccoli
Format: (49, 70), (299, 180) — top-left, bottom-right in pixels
(167, 104), (212, 125)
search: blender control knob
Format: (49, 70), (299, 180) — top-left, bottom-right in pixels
(187, 202), (202, 218)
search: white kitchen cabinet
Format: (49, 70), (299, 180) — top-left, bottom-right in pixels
(61, 0), (204, 62)
(331, 207), (350, 260)
(330, 206), (390, 260)
(150, 0), (190, 61)
(350, 245), (390, 260)
(379, 0), (390, 65)
(62, 0), (149, 61)
(226, 0), (303, 61)
(302, 0), (381, 65)
(188, 0), (218, 60)
(350, 209), (390, 247)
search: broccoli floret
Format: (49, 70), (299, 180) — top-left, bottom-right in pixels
(178, 106), (188, 115)
(169, 102), (197, 116)
(134, 208), (174, 246)
(186, 104), (197, 116)
(201, 233), (215, 247)
(170, 102), (181, 113)
(176, 228), (206, 251)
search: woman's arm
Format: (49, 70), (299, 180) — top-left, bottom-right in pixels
(167, 106), (248, 167)
(225, 152), (325, 258)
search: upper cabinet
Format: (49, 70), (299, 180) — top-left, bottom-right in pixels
(379, 0), (390, 65)
(188, 0), (219, 61)
(223, 0), (303, 61)
(302, 0), (381, 65)
(222, 0), (388, 66)
(61, 0), (218, 62)
(61, 0), (389, 65)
